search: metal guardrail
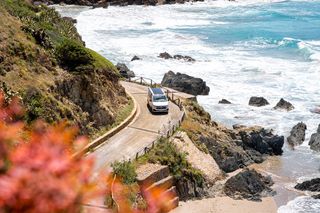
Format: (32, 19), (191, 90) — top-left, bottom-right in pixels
(125, 76), (187, 162)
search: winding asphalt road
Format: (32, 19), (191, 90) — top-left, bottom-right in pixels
(90, 81), (184, 176)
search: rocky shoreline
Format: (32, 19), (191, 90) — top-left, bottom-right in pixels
(33, 0), (204, 7)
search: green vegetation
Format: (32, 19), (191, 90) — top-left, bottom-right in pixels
(87, 48), (117, 71)
(56, 39), (94, 71)
(136, 138), (204, 187)
(111, 161), (137, 185)
(0, 0), (116, 72)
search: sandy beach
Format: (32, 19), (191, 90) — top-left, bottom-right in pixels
(171, 197), (277, 213)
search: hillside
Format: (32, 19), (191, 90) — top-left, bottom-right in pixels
(0, 0), (129, 136)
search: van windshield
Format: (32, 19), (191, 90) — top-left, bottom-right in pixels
(153, 95), (167, 102)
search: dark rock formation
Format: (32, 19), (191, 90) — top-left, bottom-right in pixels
(158, 52), (195, 62)
(295, 178), (320, 192)
(0, 56), (4, 64)
(175, 178), (207, 201)
(219, 99), (231, 104)
(173, 55), (195, 62)
(158, 52), (172, 59)
(287, 122), (307, 146)
(200, 127), (284, 173)
(313, 194), (320, 199)
(116, 63), (135, 78)
(161, 71), (210, 96)
(55, 68), (127, 129)
(240, 129), (284, 155)
(309, 124), (320, 151)
(131, 55), (141, 61)
(224, 169), (274, 201)
(249, 96), (270, 107)
(274, 98), (294, 111)
(33, 0), (204, 7)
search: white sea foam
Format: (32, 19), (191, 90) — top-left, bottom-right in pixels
(278, 196), (320, 213)
(56, 1), (320, 211)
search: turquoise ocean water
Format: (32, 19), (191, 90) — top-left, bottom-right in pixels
(56, 1), (320, 211)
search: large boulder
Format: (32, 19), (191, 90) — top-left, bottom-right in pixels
(224, 169), (274, 201)
(161, 71), (210, 96)
(287, 122), (307, 146)
(240, 129), (284, 155)
(115, 63), (135, 78)
(274, 98), (294, 111)
(309, 124), (320, 151)
(200, 127), (284, 173)
(249, 96), (270, 107)
(295, 178), (320, 192)
(158, 52), (172, 59)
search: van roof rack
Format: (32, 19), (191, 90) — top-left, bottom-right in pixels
(151, 88), (163, 95)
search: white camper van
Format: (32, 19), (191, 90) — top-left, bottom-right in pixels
(147, 87), (169, 113)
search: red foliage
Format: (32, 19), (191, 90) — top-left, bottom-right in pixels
(0, 93), (175, 213)
(0, 94), (99, 213)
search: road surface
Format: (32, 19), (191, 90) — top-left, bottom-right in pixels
(90, 81), (184, 175)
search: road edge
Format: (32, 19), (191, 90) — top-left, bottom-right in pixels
(74, 88), (138, 157)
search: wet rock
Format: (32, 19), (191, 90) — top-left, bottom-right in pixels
(249, 96), (270, 107)
(200, 136), (254, 173)
(224, 169), (274, 201)
(312, 194), (320, 199)
(173, 54), (196, 62)
(287, 122), (307, 146)
(295, 178), (320, 192)
(309, 124), (320, 151)
(116, 63), (135, 78)
(240, 130), (284, 155)
(219, 99), (231, 104)
(161, 71), (210, 96)
(158, 52), (173, 59)
(131, 55), (141, 61)
(274, 98), (294, 111)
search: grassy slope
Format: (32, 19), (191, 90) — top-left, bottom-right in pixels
(0, 0), (129, 135)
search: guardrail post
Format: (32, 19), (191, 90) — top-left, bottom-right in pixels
(151, 79), (153, 87)
(136, 152), (139, 160)
(144, 147), (147, 154)
(140, 77), (143, 85)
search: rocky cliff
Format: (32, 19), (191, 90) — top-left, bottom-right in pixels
(0, 0), (129, 136)
(181, 100), (284, 173)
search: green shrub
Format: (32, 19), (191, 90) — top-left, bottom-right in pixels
(139, 138), (204, 186)
(111, 161), (137, 185)
(55, 39), (94, 71)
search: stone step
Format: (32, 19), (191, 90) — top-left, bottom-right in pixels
(136, 164), (170, 187)
(167, 196), (179, 211)
(161, 186), (177, 198)
(146, 175), (174, 192)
